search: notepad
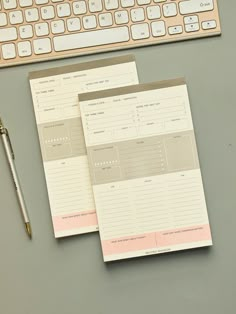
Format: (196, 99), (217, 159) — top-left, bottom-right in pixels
(79, 78), (212, 261)
(29, 55), (139, 238)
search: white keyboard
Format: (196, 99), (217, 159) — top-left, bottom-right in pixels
(0, 0), (221, 67)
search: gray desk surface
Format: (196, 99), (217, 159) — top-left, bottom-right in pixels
(1, 2), (236, 314)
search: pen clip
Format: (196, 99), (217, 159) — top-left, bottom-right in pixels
(5, 128), (15, 160)
(0, 119), (15, 159)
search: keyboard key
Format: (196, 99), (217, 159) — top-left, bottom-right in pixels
(89, 0), (102, 13)
(168, 25), (183, 35)
(41, 6), (55, 20)
(0, 27), (17, 42)
(35, 22), (49, 36)
(147, 6), (161, 20)
(2, 43), (16, 59)
(19, 25), (33, 39)
(33, 38), (52, 54)
(131, 23), (149, 40)
(202, 20), (217, 30)
(121, 0), (134, 8)
(184, 15), (198, 25)
(51, 20), (65, 34)
(99, 13), (113, 27)
(36, 0), (49, 4)
(83, 15), (97, 29)
(73, 1), (87, 15)
(115, 10), (129, 25)
(131, 8), (145, 22)
(19, 0), (33, 7)
(185, 23), (200, 32)
(0, 13), (7, 27)
(138, 0), (151, 4)
(3, 0), (17, 10)
(67, 18), (81, 32)
(163, 3), (177, 17)
(57, 3), (71, 18)
(18, 41), (32, 57)
(179, 0), (214, 15)
(25, 8), (39, 22)
(53, 26), (129, 51)
(9, 11), (24, 25)
(151, 21), (166, 37)
(105, 0), (119, 10)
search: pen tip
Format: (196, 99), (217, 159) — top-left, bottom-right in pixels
(25, 222), (32, 239)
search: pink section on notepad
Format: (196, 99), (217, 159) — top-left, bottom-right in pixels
(102, 224), (211, 257)
(53, 210), (98, 232)
(157, 224), (211, 247)
(102, 233), (157, 256)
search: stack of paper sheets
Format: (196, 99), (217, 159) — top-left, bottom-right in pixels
(30, 56), (212, 262)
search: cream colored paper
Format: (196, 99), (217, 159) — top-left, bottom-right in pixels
(29, 55), (139, 238)
(80, 78), (212, 261)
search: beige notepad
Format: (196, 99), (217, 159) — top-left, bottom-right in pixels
(29, 55), (139, 238)
(79, 78), (212, 261)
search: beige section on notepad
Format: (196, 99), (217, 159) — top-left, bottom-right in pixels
(38, 117), (86, 162)
(87, 130), (199, 185)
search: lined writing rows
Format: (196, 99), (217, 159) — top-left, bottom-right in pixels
(44, 157), (95, 215)
(96, 172), (208, 239)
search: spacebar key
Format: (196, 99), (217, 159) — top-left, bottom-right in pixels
(53, 27), (130, 52)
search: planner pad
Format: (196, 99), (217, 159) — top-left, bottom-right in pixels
(79, 78), (212, 262)
(29, 55), (139, 238)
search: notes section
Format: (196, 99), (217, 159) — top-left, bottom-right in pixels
(94, 170), (209, 238)
(80, 79), (212, 261)
(44, 156), (97, 238)
(29, 55), (139, 237)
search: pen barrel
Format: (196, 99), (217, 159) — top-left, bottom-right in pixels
(2, 134), (29, 223)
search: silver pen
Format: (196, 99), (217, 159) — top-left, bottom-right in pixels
(0, 117), (32, 238)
